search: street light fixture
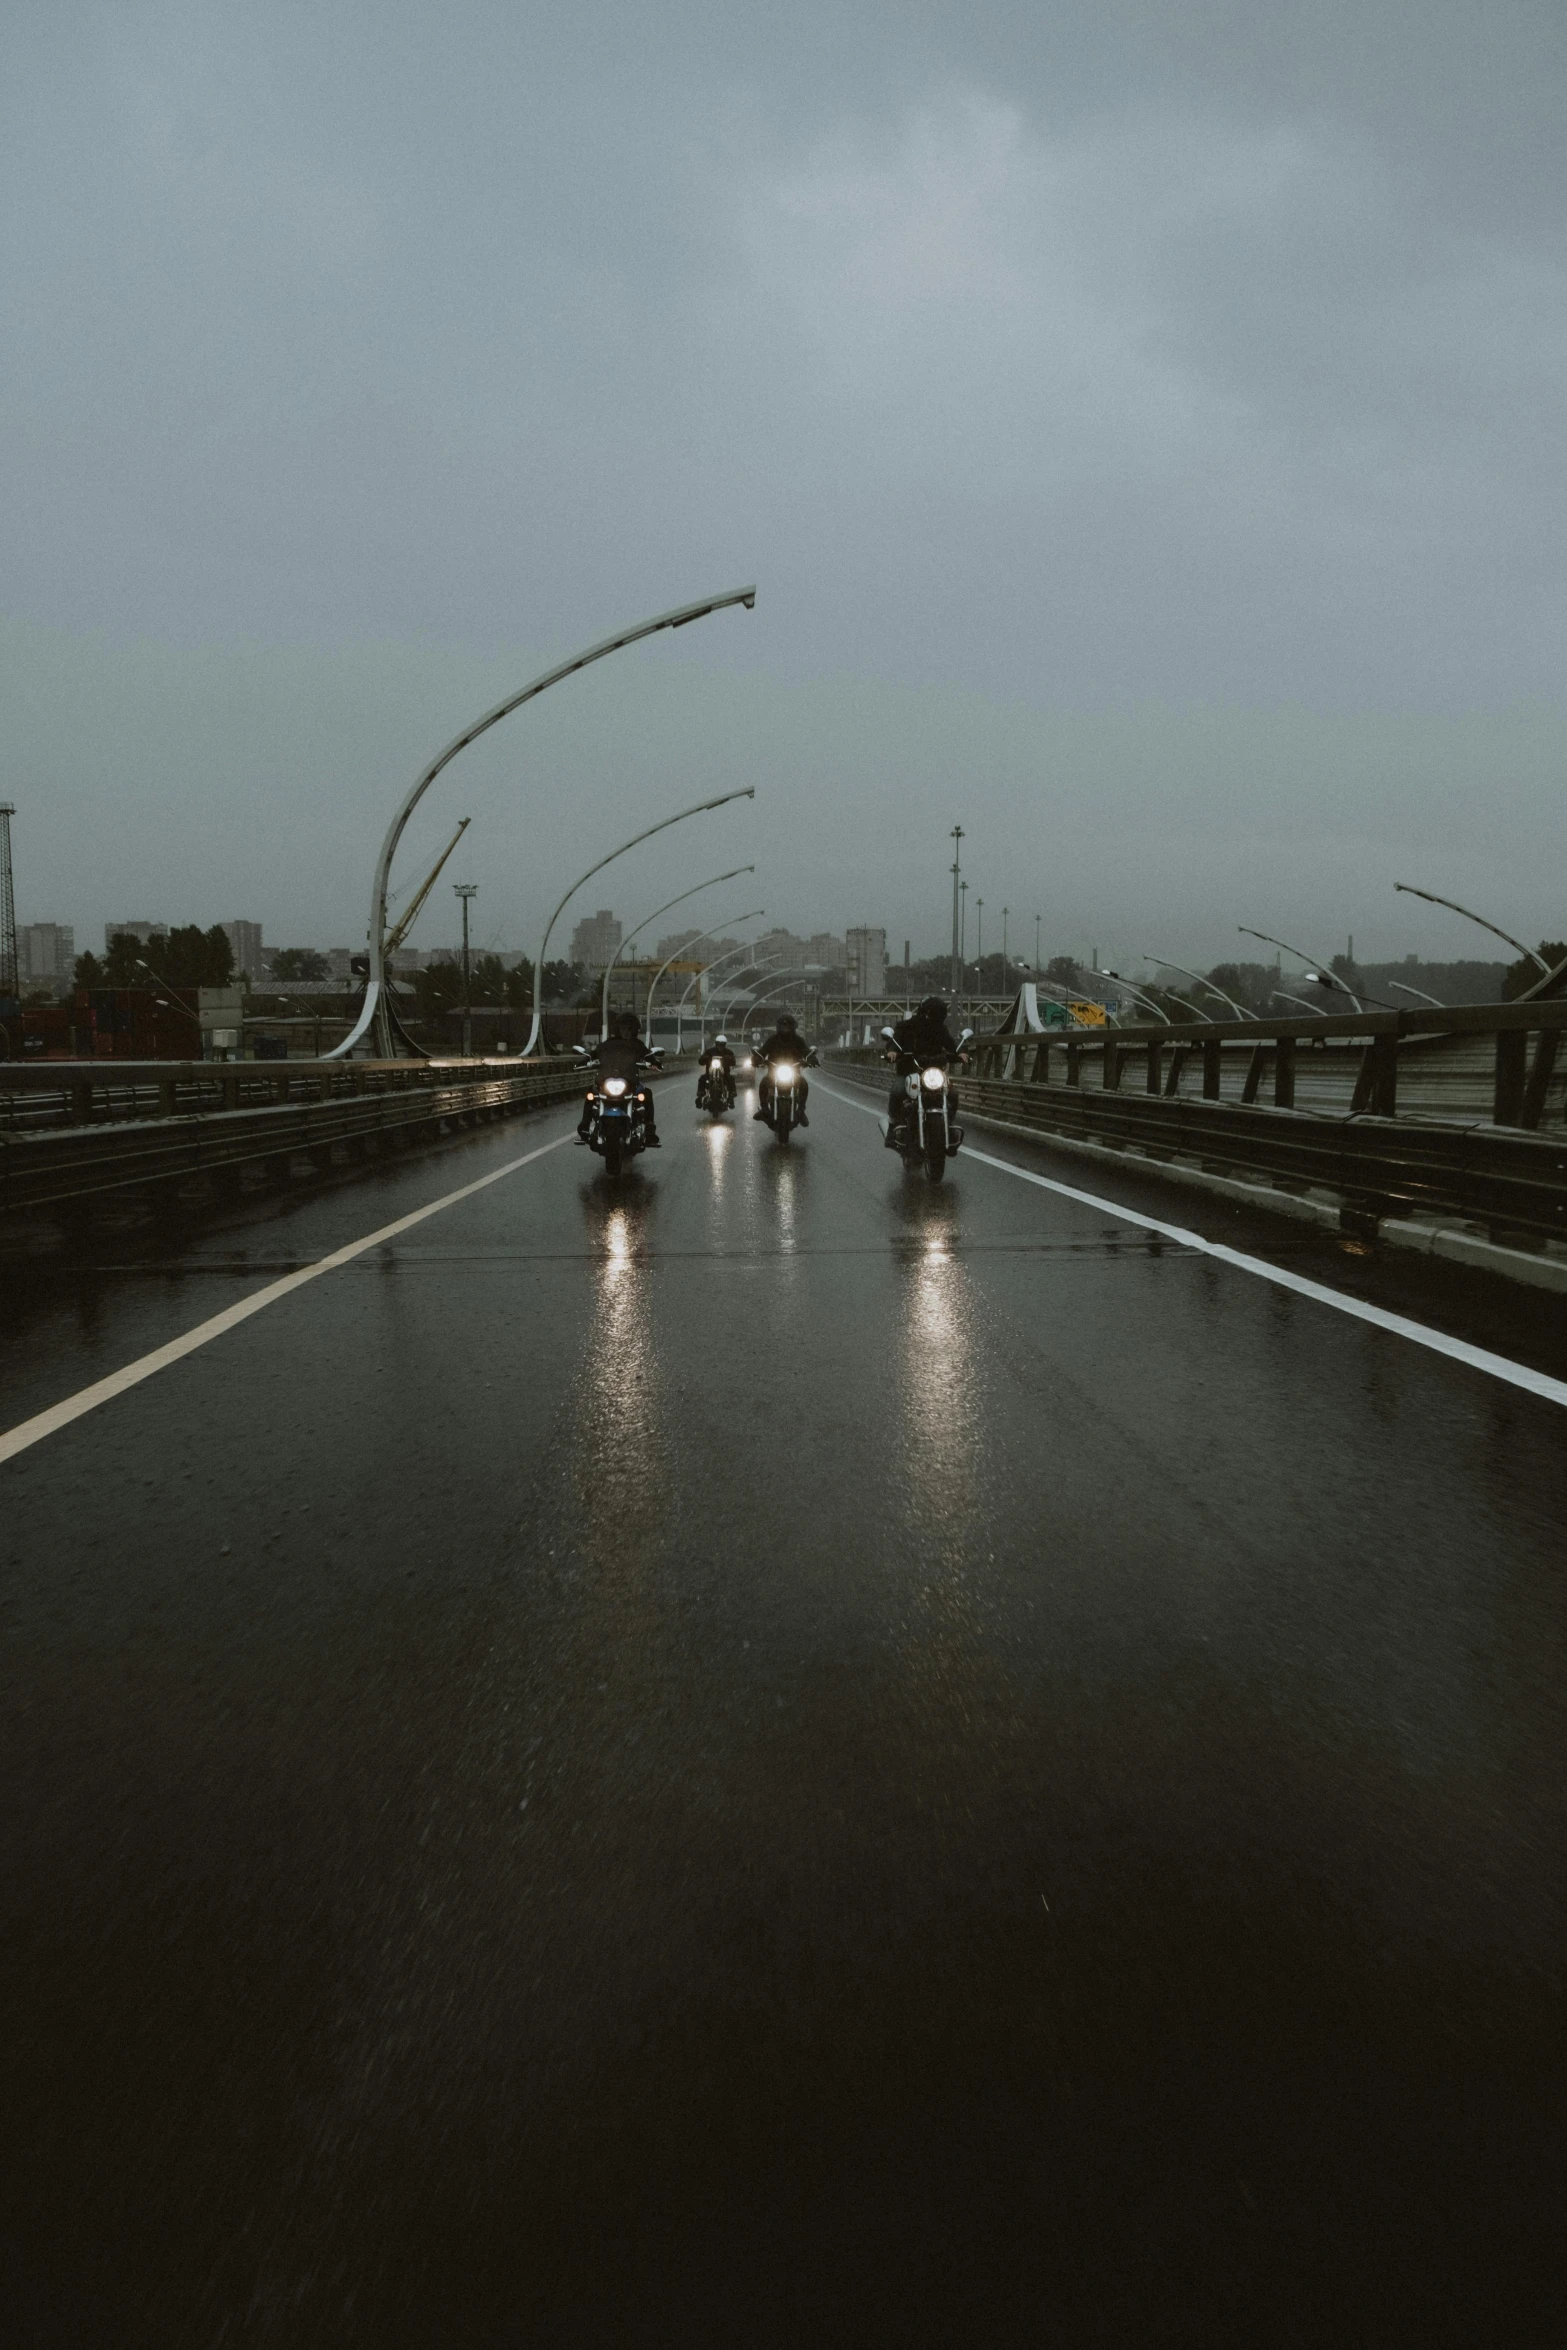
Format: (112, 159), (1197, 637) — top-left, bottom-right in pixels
(1138, 952), (1253, 1021)
(1094, 969), (1172, 1024)
(328, 584), (756, 1060)
(1237, 926), (1378, 1012)
(1392, 882), (1547, 972)
(599, 866), (755, 1036)
(706, 951), (793, 1035)
(134, 956), (203, 1054)
(643, 909), (765, 1051)
(673, 936), (772, 1032)
(521, 788), (756, 1057)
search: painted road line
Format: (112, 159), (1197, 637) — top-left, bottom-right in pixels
(0, 1130), (576, 1468)
(818, 1083), (1567, 1412)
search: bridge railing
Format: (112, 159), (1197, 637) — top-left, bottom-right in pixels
(829, 1002), (1567, 1244)
(0, 1056), (589, 1213)
(966, 1001), (1567, 1129)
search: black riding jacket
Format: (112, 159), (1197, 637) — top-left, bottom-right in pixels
(590, 1036), (655, 1088)
(756, 1030), (812, 1068)
(891, 1013), (960, 1063)
(702, 1043), (737, 1071)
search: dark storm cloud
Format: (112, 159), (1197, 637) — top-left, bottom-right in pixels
(3, 3), (1563, 963)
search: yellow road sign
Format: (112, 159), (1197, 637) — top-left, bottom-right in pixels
(1067, 1000), (1107, 1027)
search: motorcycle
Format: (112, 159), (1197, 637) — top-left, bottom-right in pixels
(573, 1044), (661, 1177)
(757, 1050), (816, 1144)
(697, 1055), (736, 1117)
(881, 1026), (972, 1182)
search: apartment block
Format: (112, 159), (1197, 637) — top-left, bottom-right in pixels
(19, 923), (75, 986)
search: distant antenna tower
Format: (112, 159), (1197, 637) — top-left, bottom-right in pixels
(0, 803), (17, 1001)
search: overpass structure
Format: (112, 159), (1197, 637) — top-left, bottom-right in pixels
(3, 999), (1565, 2339)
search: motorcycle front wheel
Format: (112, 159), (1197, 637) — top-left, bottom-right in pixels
(924, 1142), (946, 1182)
(603, 1137), (623, 1178)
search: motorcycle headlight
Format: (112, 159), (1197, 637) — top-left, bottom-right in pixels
(709, 1060), (723, 1073)
(920, 1066), (946, 1090)
(774, 1062), (797, 1084)
(602, 1077), (627, 1096)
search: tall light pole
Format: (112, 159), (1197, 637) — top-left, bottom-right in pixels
(976, 897), (984, 992)
(599, 866), (754, 1037)
(521, 789), (755, 1057)
(1001, 906), (1009, 979)
(328, 584), (756, 1060)
(1034, 912), (1041, 980)
(0, 802), (16, 1005)
(949, 826), (964, 998)
(454, 882), (477, 1058)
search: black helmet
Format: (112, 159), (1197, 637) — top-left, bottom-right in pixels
(615, 1010), (641, 1039)
(777, 1011), (798, 1032)
(918, 995), (948, 1022)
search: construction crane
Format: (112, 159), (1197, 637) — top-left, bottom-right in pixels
(382, 817), (470, 961)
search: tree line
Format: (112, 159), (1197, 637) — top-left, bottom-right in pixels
(73, 927), (236, 991)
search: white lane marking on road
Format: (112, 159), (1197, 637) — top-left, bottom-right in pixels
(0, 1131), (576, 1467)
(818, 1083), (1567, 1411)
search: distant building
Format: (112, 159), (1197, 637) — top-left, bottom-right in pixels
(20, 922), (75, 986)
(570, 909), (622, 971)
(846, 926), (887, 994)
(105, 918), (167, 954)
(221, 920), (265, 980)
(752, 926), (809, 969)
(807, 932), (847, 969)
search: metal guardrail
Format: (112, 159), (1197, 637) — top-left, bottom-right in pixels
(969, 1000), (1567, 1130)
(831, 1001), (1567, 1243)
(0, 1057), (589, 1214)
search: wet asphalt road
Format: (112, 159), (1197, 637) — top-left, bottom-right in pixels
(3, 1073), (1565, 2346)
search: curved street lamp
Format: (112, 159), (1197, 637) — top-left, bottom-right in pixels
(1237, 926), (1376, 1013)
(706, 953), (795, 1037)
(725, 970), (819, 1042)
(599, 867), (755, 1036)
(1138, 952), (1252, 1021)
(642, 909), (765, 1050)
(1389, 979), (1444, 1007)
(1094, 969), (1171, 1024)
(1393, 882), (1546, 972)
(521, 786), (756, 1056)
(674, 938), (780, 1036)
(327, 584), (756, 1059)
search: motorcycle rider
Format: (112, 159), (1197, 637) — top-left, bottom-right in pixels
(886, 995), (963, 1140)
(752, 1010), (815, 1126)
(697, 1032), (737, 1107)
(576, 1010), (663, 1146)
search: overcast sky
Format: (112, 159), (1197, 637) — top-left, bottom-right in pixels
(4, 1), (1564, 971)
